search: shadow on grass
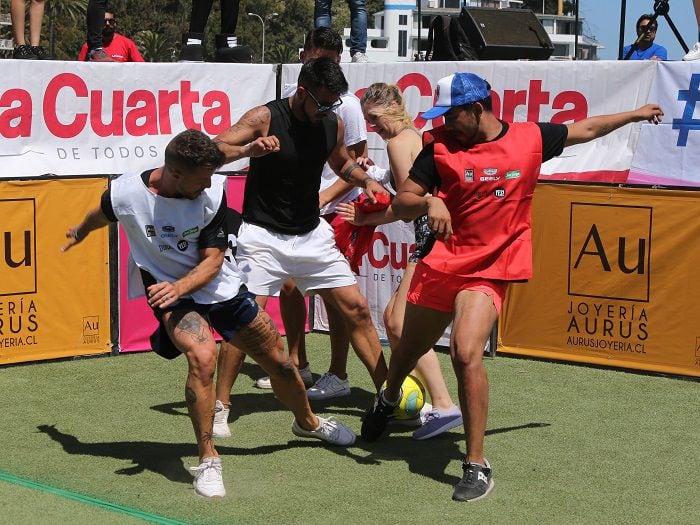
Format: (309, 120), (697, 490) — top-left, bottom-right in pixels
(150, 386), (376, 422)
(37, 419), (550, 488)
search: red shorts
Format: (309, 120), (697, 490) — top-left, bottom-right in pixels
(407, 261), (509, 314)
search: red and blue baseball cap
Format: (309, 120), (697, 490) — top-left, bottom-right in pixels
(422, 73), (491, 120)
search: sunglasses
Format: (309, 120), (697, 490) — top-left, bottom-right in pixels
(104, 18), (116, 25)
(638, 24), (657, 32)
(305, 89), (343, 113)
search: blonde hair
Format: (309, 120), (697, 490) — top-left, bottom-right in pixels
(360, 83), (415, 130)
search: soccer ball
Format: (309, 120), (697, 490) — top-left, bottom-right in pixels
(385, 374), (426, 420)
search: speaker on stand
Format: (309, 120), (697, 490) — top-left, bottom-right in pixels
(459, 7), (554, 60)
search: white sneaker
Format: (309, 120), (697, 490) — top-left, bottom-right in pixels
(292, 416), (356, 446)
(212, 400), (231, 438)
(683, 42), (700, 61)
(190, 457), (225, 498)
(255, 364), (314, 389)
(351, 52), (369, 63)
(306, 372), (351, 400)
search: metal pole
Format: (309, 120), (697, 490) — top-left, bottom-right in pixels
(618, 0), (627, 60)
(247, 12), (264, 63)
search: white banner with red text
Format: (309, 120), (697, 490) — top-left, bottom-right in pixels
(0, 62), (276, 177)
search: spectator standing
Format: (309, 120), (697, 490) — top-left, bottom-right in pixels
(315, 0), (368, 63)
(85, 0), (114, 61)
(78, 8), (144, 62)
(10, 0), (48, 59)
(683, 0), (700, 60)
(623, 14), (667, 60)
(180, 0), (247, 62)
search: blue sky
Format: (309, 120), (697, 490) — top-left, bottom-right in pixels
(578, 0), (699, 60)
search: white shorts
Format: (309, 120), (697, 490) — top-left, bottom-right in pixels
(236, 220), (357, 296)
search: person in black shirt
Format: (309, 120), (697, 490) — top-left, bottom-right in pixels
(215, 58), (390, 400)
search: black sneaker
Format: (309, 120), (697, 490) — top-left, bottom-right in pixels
(452, 459), (494, 502)
(31, 46), (49, 60)
(13, 44), (37, 60)
(360, 388), (399, 442)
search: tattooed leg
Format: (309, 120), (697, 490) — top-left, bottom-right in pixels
(164, 310), (218, 460)
(233, 310), (318, 431)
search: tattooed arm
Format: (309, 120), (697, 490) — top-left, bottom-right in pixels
(214, 105), (279, 163)
(147, 247), (225, 309)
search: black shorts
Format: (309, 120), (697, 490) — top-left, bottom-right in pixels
(409, 214), (436, 263)
(146, 281), (259, 359)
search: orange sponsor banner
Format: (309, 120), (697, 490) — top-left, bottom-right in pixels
(0, 178), (110, 364)
(500, 183), (700, 377)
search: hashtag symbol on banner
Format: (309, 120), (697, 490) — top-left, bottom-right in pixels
(672, 74), (700, 147)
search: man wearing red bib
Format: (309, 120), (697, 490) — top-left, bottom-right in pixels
(360, 72), (663, 502)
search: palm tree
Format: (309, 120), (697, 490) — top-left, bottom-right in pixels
(48, 0), (88, 58)
(134, 30), (175, 62)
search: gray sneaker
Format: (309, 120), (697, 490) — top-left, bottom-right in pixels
(255, 364), (313, 389)
(292, 416), (356, 446)
(412, 405), (463, 440)
(351, 52), (369, 63)
(190, 457), (226, 498)
(212, 400), (231, 438)
(306, 372), (350, 400)
(452, 459), (494, 502)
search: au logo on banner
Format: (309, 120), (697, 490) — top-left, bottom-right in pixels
(569, 203), (652, 302)
(1, 199), (36, 296)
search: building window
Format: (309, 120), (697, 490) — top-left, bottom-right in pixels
(399, 14), (407, 26)
(398, 30), (407, 57)
(380, 16), (384, 30)
(421, 16), (431, 30)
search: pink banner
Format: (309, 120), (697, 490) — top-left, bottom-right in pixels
(118, 176), (304, 352)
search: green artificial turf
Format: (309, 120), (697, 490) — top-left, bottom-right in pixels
(0, 333), (697, 524)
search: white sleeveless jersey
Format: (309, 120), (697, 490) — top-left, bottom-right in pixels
(111, 172), (244, 304)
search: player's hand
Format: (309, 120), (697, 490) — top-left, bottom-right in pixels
(147, 281), (181, 309)
(336, 202), (363, 225)
(363, 179), (389, 204)
(246, 135), (280, 157)
(426, 196), (452, 241)
(61, 226), (85, 252)
(356, 156), (374, 170)
(636, 104), (663, 125)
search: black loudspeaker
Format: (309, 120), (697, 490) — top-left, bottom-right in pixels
(459, 8), (553, 60)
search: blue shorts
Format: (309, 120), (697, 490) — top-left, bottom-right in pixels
(149, 286), (259, 359)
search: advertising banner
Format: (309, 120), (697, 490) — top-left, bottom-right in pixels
(500, 183), (700, 377)
(0, 62), (276, 178)
(284, 60), (656, 182)
(629, 62), (700, 187)
(0, 177), (110, 364)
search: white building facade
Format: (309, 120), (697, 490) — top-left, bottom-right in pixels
(341, 0), (602, 62)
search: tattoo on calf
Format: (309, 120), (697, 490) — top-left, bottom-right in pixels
(185, 386), (197, 404)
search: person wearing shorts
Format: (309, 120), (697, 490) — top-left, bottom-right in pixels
(360, 72), (664, 502)
(62, 130), (356, 500)
(214, 58), (390, 404)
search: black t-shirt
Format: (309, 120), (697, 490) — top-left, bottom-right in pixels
(243, 98), (339, 234)
(409, 122), (568, 191)
(100, 170), (228, 250)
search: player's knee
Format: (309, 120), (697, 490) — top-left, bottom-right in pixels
(344, 295), (373, 326)
(269, 357), (296, 380)
(450, 341), (483, 371)
(187, 346), (217, 381)
(383, 312), (402, 343)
